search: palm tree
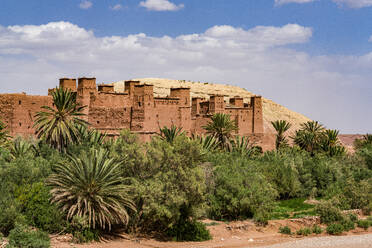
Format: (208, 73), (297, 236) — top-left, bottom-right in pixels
(203, 113), (238, 147)
(47, 148), (136, 230)
(76, 124), (106, 145)
(271, 120), (292, 150)
(320, 129), (345, 156)
(226, 136), (255, 156)
(293, 121), (324, 155)
(10, 137), (34, 159)
(34, 87), (88, 152)
(158, 125), (184, 144)
(191, 134), (220, 151)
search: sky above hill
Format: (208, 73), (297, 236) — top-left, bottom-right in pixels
(0, 0), (371, 133)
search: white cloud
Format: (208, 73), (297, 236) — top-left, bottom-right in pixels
(139, 0), (184, 11)
(0, 21), (371, 133)
(333, 0), (372, 8)
(79, 0), (92, 9)
(110, 4), (123, 10)
(275, 0), (316, 5)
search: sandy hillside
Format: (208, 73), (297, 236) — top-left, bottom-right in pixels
(113, 78), (311, 134)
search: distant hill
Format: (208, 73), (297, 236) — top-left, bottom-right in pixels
(113, 78), (311, 134)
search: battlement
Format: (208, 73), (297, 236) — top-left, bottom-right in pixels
(78, 78), (96, 89)
(59, 78), (77, 92)
(98, 84), (114, 93)
(0, 77), (265, 147)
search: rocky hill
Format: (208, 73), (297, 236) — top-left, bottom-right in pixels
(113, 78), (311, 134)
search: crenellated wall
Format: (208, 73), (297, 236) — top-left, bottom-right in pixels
(0, 77), (271, 149)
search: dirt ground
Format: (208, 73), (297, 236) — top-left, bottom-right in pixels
(50, 217), (372, 248)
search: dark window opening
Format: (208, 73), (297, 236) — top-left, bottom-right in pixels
(19, 100), (21, 105)
(97, 121), (100, 124)
(19, 123), (22, 127)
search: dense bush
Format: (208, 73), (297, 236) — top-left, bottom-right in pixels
(7, 224), (50, 248)
(167, 218), (211, 242)
(326, 223), (344, 235)
(0, 199), (21, 236)
(312, 225), (323, 234)
(279, 226), (292, 234)
(296, 227), (312, 236)
(117, 134), (208, 234)
(315, 201), (344, 224)
(15, 182), (65, 233)
(68, 216), (100, 243)
(340, 218), (355, 231)
(357, 220), (371, 230)
(207, 153), (277, 223)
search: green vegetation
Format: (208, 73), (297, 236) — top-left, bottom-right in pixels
(0, 93), (371, 244)
(296, 227), (312, 236)
(271, 198), (315, 219)
(271, 120), (291, 150)
(47, 149), (135, 230)
(203, 113), (238, 147)
(279, 225), (292, 235)
(158, 125), (184, 144)
(357, 219), (371, 230)
(312, 225), (323, 234)
(7, 224), (50, 248)
(326, 223), (344, 235)
(34, 87), (88, 152)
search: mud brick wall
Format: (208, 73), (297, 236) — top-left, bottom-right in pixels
(0, 77), (273, 150)
(0, 94), (52, 136)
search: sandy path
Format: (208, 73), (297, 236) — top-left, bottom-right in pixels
(260, 234), (372, 248)
(51, 219), (372, 248)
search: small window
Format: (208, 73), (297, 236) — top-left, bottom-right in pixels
(138, 102), (142, 107)
(19, 123), (22, 127)
(124, 108), (127, 112)
(19, 100), (21, 105)
(97, 121), (100, 124)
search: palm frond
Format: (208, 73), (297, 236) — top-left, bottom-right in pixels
(203, 113), (238, 147)
(158, 125), (184, 144)
(47, 148), (136, 230)
(33, 87), (89, 152)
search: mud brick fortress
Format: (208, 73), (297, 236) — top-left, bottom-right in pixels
(0, 78), (270, 146)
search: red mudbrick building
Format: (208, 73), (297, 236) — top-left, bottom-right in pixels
(0, 78), (268, 145)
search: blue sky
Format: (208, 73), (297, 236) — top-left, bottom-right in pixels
(0, 0), (371, 133)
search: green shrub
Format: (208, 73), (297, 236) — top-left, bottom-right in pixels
(340, 218), (355, 231)
(315, 201), (344, 224)
(326, 223), (344, 235)
(125, 136), (209, 233)
(7, 224), (50, 248)
(296, 227), (312, 236)
(0, 199), (21, 236)
(312, 225), (323, 234)
(279, 226), (292, 235)
(357, 220), (370, 230)
(208, 153), (277, 221)
(67, 216), (99, 243)
(167, 220), (211, 242)
(15, 182), (65, 233)
(348, 213), (358, 223)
